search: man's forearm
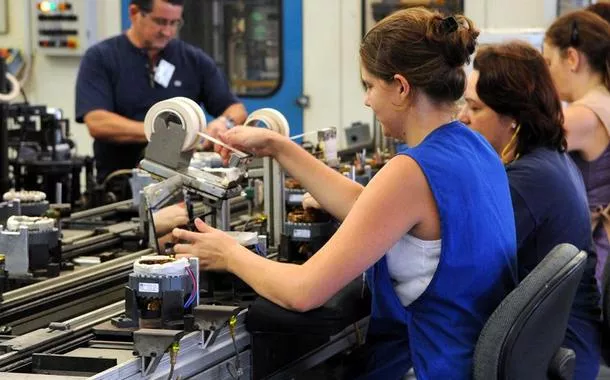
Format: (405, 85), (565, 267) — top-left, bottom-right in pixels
(84, 109), (147, 143)
(222, 103), (248, 124)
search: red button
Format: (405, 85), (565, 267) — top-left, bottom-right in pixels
(59, 3), (72, 11)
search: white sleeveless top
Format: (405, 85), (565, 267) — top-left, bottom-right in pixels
(386, 233), (442, 307)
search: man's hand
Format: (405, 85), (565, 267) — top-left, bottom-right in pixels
(152, 203), (189, 236)
(200, 116), (231, 150)
(302, 192), (322, 210)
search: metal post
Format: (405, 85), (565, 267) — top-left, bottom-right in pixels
(263, 156), (285, 248)
(219, 199), (230, 231)
(0, 57), (9, 195)
(272, 160), (285, 247)
(263, 157), (274, 246)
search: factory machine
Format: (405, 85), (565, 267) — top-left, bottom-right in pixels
(279, 128), (339, 263)
(0, 193), (152, 335)
(2, 96), (142, 210)
(4, 101), (95, 207)
(0, 99), (370, 379)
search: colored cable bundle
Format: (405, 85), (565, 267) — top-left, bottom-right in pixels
(183, 265), (198, 309)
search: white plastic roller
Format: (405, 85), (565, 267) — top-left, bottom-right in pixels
(0, 73), (21, 103)
(143, 96), (207, 152)
(3, 190), (46, 202)
(6, 215), (55, 231)
(245, 108), (290, 137)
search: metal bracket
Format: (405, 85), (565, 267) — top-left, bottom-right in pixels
(139, 159), (243, 201)
(133, 328), (184, 377)
(193, 305), (242, 349)
(140, 118), (246, 202)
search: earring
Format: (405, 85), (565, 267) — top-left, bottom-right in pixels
(511, 122), (517, 129)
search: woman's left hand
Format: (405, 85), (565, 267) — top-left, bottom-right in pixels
(172, 218), (241, 271)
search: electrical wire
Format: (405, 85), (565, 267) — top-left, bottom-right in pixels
(148, 206), (163, 255)
(144, 183), (184, 254)
(19, 87), (28, 104)
(167, 364), (174, 380)
(100, 168), (134, 188)
(167, 342), (179, 380)
(184, 270), (196, 308)
(183, 265), (197, 308)
(226, 314), (243, 379)
(0, 73), (20, 103)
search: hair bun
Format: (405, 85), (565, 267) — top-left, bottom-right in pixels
(426, 15), (479, 68)
(360, 7), (478, 103)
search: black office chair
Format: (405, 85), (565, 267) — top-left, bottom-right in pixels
(601, 248), (610, 365)
(473, 243), (586, 380)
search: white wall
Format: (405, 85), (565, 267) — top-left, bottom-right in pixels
(466, 0), (558, 29)
(302, 0), (560, 149)
(302, 0), (374, 150)
(0, 0), (121, 157)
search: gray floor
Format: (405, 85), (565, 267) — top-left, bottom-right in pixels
(599, 364), (610, 379)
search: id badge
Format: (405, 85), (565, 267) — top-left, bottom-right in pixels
(154, 59), (175, 88)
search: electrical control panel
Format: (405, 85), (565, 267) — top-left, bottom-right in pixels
(31, 0), (97, 56)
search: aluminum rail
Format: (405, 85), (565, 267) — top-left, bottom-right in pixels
(61, 221), (142, 260)
(0, 302), (125, 371)
(67, 200), (134, 221)
(92, 313), (250, 380)
(1, 249), (151, 309)
(0, 249), (152, 334)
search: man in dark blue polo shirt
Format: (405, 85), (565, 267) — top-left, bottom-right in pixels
(75, 0), (247, 182)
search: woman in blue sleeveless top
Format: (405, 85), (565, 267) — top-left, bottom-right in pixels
(459, 41), (601, 380)
(172, 8), (517, 379)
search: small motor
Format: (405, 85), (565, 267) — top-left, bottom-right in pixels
(0, 190), (50, 226)
(0, 215), (60, 277)
(112, 255), (199, 330)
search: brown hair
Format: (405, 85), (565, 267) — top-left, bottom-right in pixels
(131, 0), (184, 12)
(473, 41), (566, 155)
(587, 3), (610, 24)
(360, 7), (479, 103)
(545, 10), (610, 90)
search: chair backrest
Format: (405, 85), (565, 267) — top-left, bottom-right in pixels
(473, 244), (586, 380)
(601, 251), (610, 364)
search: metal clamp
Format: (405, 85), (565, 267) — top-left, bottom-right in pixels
(133, 328), (184, 377)
(193, 305), (243, 349)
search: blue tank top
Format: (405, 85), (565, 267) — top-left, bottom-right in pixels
(363, 121), (517, 379)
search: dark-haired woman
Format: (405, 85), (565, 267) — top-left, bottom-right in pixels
(172, 8), (517, 379)
(587, 2), (610, 24)
(459, 41), (601, 380)
(545, 10), (610, 287)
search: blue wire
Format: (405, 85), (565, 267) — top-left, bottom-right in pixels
(184, 295), (195, 308)
(183, 266), (197, 308)
(184, 290), (195, 308)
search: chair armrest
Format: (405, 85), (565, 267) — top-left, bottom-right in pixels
(547, 347), (575, 380)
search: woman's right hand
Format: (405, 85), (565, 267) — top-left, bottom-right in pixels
(218, 127), (283, 162)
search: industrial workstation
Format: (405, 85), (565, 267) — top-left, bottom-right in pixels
(0, 0), (610, 379)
